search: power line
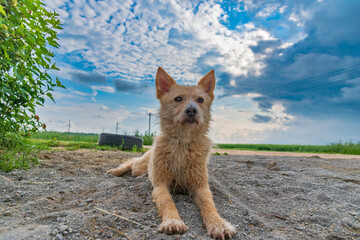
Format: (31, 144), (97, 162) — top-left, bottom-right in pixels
(275, 74), (360, 97)
(223, 63), (360, 103)
(254, 65), (360, 96)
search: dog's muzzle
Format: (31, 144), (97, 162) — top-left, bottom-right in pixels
(184, 106), (198, 124)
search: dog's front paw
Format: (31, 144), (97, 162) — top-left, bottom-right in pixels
(158, 219), (188, 235)
(106, 168), (123, 177)
(206, 218), (236, 239)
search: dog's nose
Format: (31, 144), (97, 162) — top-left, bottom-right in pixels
(185, 106), (197, 117)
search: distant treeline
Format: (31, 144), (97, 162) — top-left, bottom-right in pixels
(216, 142), (360, 155)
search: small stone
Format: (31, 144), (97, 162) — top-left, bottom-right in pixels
(56, 234), (63, 240)
(52, 229), (58, 236)
(59, 212), (67, 217)
(59, 224), (68, 232)
(86, 198), (94, 203)
(3, 196), (11, 202)
(63, 231), (68, 236)
(4, 211), (11, 216)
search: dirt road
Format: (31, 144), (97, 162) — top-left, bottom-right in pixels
(1, 149), (360, 239)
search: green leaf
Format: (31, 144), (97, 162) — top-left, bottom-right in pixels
(46, 92), (55, 103)
(56, 77), (66, 89)
(0, 5), (6, 16)
(50, 63), (59, 70)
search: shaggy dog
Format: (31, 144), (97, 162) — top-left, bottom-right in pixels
(107, 67), (236, 239)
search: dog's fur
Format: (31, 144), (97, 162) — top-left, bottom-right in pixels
(107, 67), (236, 239)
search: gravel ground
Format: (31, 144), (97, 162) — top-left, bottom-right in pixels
(1, 149), (360, 240)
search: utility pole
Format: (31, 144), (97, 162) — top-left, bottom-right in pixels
(148, 112), (152, 135)
(68, 120), (70, 133)
(116, 122), (119, 134)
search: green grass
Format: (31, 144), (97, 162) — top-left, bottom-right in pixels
(134, 131), (155, 145)
(216, 142), (360, 155)
(29, 139), (144, 152)
(32, 132), (360, 155)
(31, 131), (99, 142)
(0, 133), (39, 172)
(30, 131), (147, 152)
(33, 131), (155, 145)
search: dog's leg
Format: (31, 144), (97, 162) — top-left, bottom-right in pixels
(107, 149), (152, 177)
(131, 149), (151, 176)
(107, 159), (133, 177)
(193, 186), (236, 239)
(152, 184), (188, 235)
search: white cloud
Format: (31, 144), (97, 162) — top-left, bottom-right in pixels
(44, 0), (276, 85)
(36, 102), (142, 134)
(339, 84), (360, 103)
(210, 97), (294, 143)
(70, 90), (92, 96)
(91, 86), (116, 98)
(288, 8), (312, 27)
(255, 3), (280, 18)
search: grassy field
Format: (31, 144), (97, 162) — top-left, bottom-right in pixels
(30, 131), (153, 152)
(28, 138), (123, 151)
(31, 131), (99, 142)
(216, 142), (360, 155)
(31, 132), (360, 155)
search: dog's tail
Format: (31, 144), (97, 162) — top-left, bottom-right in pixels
(107, 149), (151, 177)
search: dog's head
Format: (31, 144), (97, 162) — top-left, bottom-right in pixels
(156, 67), (215, 132)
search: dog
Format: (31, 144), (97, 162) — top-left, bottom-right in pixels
(107, 67), (236, 239)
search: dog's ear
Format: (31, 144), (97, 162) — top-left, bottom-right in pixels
(198, 69), (215, 98)
(156, 67), (176, 98)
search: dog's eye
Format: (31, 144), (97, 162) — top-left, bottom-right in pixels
(174, 97), (183, 102)
(197, 97), (204, 103)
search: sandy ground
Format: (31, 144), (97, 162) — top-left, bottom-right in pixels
(1, 149), (360, 240)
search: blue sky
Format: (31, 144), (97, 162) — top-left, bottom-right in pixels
(38, 0), (360, 144)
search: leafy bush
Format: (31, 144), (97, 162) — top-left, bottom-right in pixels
(134, 130), (155, 145)
(0, 0), (63, 171)
(0, 131), (39, 171)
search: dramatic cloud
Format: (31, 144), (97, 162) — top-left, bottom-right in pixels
(218, 0), (360, 120)
(69, 71), (107, 84)
(252, 114), (272, 123)
(113, 79), (149, 94)
(39, 0), (360, 143)
(44, 0), (275, 84)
